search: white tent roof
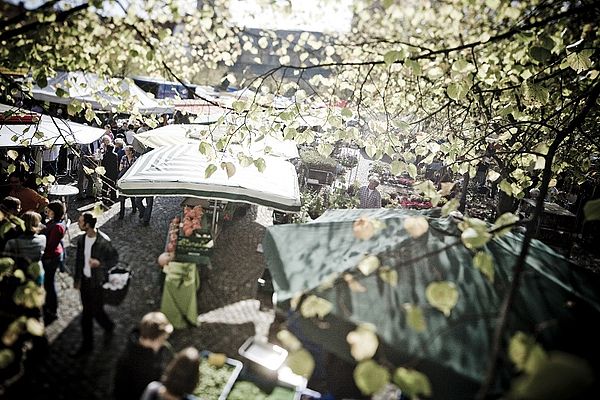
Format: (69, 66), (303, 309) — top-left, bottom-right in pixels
(117, 144), (301, 212)
(0, 103), (104, 147)
(30, 71), (173, 115)
(132, 124), (299, 159)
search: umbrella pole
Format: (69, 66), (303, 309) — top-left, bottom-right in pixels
(212, 201), (218, 237)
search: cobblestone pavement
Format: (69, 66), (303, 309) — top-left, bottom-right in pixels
(9, 196), (274, 400)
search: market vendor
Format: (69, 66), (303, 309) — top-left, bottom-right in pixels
(7, 172), (48, 213)
(358, 175), (382, 209)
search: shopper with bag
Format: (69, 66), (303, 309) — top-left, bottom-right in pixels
(71, 211), (118, 357)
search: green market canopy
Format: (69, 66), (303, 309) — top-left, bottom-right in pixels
(117, 144), (301, 212)
(263, 208), (600, 398)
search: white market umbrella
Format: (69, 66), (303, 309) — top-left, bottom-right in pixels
(30, 71), (173, 115)
(0, 103), (104, 146)
(132, 124), (299, 159)
(117, 144), (301, 212)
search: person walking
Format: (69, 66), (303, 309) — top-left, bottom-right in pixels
(113, 312), (174, 400)
(140, 347), (201, 400)
(136, 196), (154, 226)
(0, 196), (23, 253)
(71, 212), (118, 357)
(118, 145), (137, 219)
(101, 143), (119, 203)
(41, 200), (67, 324)
(358, 175), (382, 209)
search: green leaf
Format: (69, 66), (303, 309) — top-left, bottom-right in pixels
(485, 0), (500, 9)
(393, 367), (433, 398)
(0, 349), (15, 369)
(220, 162), (236, 178)
(405, 59), (422, 76)
(26, 318), (44, 336)
(346, 324), (379, 361)
(508, 332), (548, 373)
(232, 100), (246, 112)
(566, 49), (593, 73)
(205, 164), (217, 178)
(447, 82), (468, 101)
(403, 304), (427, 333)
(524, 83), (549, 105)
(441, 198), (460, 216)
(583, 199), (600, 221)
(7, 164), (16, 174)
(7, 150), (18, 160)
(276, 330), (302, 351)
(300, 295), (332, 319)
(285, 349), (315, 378)
(357, 255), (380, 276)
(509, 352), (595, 400)
(529, 46), (551, 63)
(353, 360), (390, 396)
(378, 266), (398, 287)
(492, 212), (519, 236)
(84, 108), (95, 122)
(461, 227), (492, 249)
(92, 202), (104, 218)
(390, 160), (405, 176)
(253, 158), (266, 172)
(94, 166), (106, 176)
(383, 50), (405, 65)
(55, 88), (68, 98)
(499, 179), (513, 196)
(407, 163), (417, 179)
(340, 107), (353, 118)
(198, 141), (213, 156)
(473, 251), (494, 283)
(425, 281), (459, 316)
(317, 143), (333, 157)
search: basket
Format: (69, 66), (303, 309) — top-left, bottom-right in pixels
(102, 265), (132, 306)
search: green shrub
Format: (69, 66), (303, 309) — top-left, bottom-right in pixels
(300, 149), (338, 173)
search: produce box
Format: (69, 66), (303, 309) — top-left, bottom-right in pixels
(228, 381), (297, 400)
(194, 351), (243, 400)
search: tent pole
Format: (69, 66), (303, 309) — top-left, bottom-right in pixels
(212, 201), (218, 237)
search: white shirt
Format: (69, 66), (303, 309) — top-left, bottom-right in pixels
(368, 188), (374, 198)
(83, 235), (97, 278)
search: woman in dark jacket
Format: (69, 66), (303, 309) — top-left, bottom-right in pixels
(41, 200), (66, 324)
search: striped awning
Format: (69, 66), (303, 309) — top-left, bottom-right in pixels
(117, 145), (301, 212)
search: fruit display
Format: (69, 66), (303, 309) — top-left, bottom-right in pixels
(182, 205), (204, 237)
(193, 353), (241, 400)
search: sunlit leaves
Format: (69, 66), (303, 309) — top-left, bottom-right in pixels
(529, 46), (551, 63)
(407, 163), (417, 179)
(378, 266), (398, 287)
(447, 82), (469, 101)
(285, 349), (315, 378)
(425, 281), (458, 317)
(300, 295), (332, 319)
(383, 50), (405, 65)
(403, 216), (429, 239)
(353, 217), (384, 240)
(276, 329), (302, 352)
(353, 360), (390, 396)
(509, 332), (548, 374)
(441, 198), (460, 217)
(253, 158), (266, 172)
(344, 273), (366, 293)
(393, 367), (432, 398)
(7, 150), (18, 160)
(473, 251), (495, 283)
(204, 164), (217, 178)
(220, 161), (235, 178)
(403, 304), (426, 332)
(357, 255), (380, 276)
(565, 49), (593, 73)
(523, 83), (549, 105)
(347, 324), (379, 361)
(0, 349), (15, 369)
(492, 212), (519, 236)
(461, 227), (492, 249)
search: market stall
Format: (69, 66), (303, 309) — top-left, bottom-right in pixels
(117, 144), (301, 328)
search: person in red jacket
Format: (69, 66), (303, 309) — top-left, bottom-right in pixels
(41, 200), (66, 324)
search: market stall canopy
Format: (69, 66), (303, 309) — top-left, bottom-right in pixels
(132, 124), (299, 159)
(172, 100), (228, 124)
(118, 144), (301, 212)
(263, 208), (600, 398)
(30, 71), (173, 115)
(0, 103), (104, 146)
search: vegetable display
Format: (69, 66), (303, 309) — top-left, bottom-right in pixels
(193, 357), (236, 400)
